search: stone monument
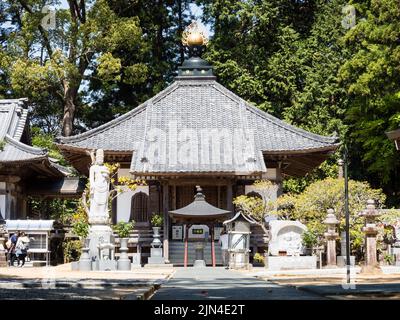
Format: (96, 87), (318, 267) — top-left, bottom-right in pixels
(87, 149), (114, 262)
(268, 220), (307, 256)
(359, 199), (382, 274)
(323, 209), (339, 268)
(266, 220), (317, 271)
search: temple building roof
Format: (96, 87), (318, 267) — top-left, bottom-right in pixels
(0, 99), (68, 178)
(58, 24), (339, 177)
(58, 79), (338, 176)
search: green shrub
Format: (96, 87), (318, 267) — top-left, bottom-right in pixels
(72, 220), (89, 239)
(384, 254), (395, 265)
(253, 253), (265, 263)
(113, 221), (135, 238)
(275, 177), (386, 256)
(151, 213), (163, 227)
(63, 240), (82, 263)
(301, 230), (319, 248)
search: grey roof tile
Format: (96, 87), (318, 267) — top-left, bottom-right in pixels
(0, 135), (46, 162)
(58, 80), (338, 174)
(0, 99), (68, 176)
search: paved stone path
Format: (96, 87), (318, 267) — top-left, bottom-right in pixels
(151, 267), (326, 300)
(0, 263), (173, 280)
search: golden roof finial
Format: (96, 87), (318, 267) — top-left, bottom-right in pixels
(182, 21), (209, 47)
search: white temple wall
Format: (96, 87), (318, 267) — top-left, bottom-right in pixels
(116, 168), (149, 223)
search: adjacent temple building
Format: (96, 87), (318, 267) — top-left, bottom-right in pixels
(0, 98), (74, 220)
(56, 23), (339, 264)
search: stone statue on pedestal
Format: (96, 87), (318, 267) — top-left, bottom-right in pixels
(88, 149), (110, 225)
(86, 149), (115, 269)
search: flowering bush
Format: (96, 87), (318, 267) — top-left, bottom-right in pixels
(113, 221), (135, 238)
(275, 178), (386, 256)
(151, 213), (163, 227)
(253, 253), (265, 263)
(71, 199), (89, 238)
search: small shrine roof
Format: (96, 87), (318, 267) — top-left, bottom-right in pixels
(169, 187), (231, 222)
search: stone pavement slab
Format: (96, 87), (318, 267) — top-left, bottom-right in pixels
(151, 267), (326, 300)
(0, 263), (174, 299)
(0, 263), (174, 281)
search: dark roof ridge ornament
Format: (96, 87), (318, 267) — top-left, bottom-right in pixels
(176, 21), (216, 80)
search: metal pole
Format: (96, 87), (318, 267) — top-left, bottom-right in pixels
(344, 146), (351, 284)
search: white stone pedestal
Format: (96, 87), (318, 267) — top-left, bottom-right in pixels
(88, 224), (113, 260)
(131, 253), (141, 267)
(148, 247), (165, 264)
(266, 256), (317, 271)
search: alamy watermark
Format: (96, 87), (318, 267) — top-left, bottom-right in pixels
(341, 5), (356, 30)
(41, 6), (56, 31)
(41, 266), (56, 289)
(135, 121), (258, 171)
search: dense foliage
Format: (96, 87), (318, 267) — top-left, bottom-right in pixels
(275, 177), (386, 256)
(0, 0), (399, 205)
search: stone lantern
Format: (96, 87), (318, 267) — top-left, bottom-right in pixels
(223, 211), (256, 269)
(359, 199), (382, 273)
(323, 209), (339, 267)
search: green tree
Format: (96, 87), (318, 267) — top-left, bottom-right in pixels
(339, 0), (400, 203)
(200, 0), (350, 193)
(83, 0), (194, 128)
(275, 177), (386, 256)
(1, 0), (147, 136)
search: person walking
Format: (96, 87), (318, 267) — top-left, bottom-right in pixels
(219, 230), (229, 269)
(15, 232), (30, 267)
(7, 232), (19, 267)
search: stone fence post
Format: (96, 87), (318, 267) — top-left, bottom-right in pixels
(323, 209), (339, 268)
(359, 199), (382, 274)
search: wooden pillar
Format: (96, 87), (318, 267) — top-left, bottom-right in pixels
(184, 224), (188, 268)
(211, 225), (216, 267)
(162, 182), (169, 263)
(217, 186), (221, 208)
(226, 182), (233, 212)
(172, 185), (177, 210)
(276, 167), (283, 197)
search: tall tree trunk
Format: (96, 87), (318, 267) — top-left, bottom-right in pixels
(62, 83), (78, 137)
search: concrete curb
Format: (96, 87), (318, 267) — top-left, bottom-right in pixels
(122, 283), (162, 300)
(129, 270), (175, 300)
(247, 267), (361, 277)
(293, 284), (400, 297)
(0, 279), (161, 290)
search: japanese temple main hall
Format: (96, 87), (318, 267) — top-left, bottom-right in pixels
(57, 23), (339, 265)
